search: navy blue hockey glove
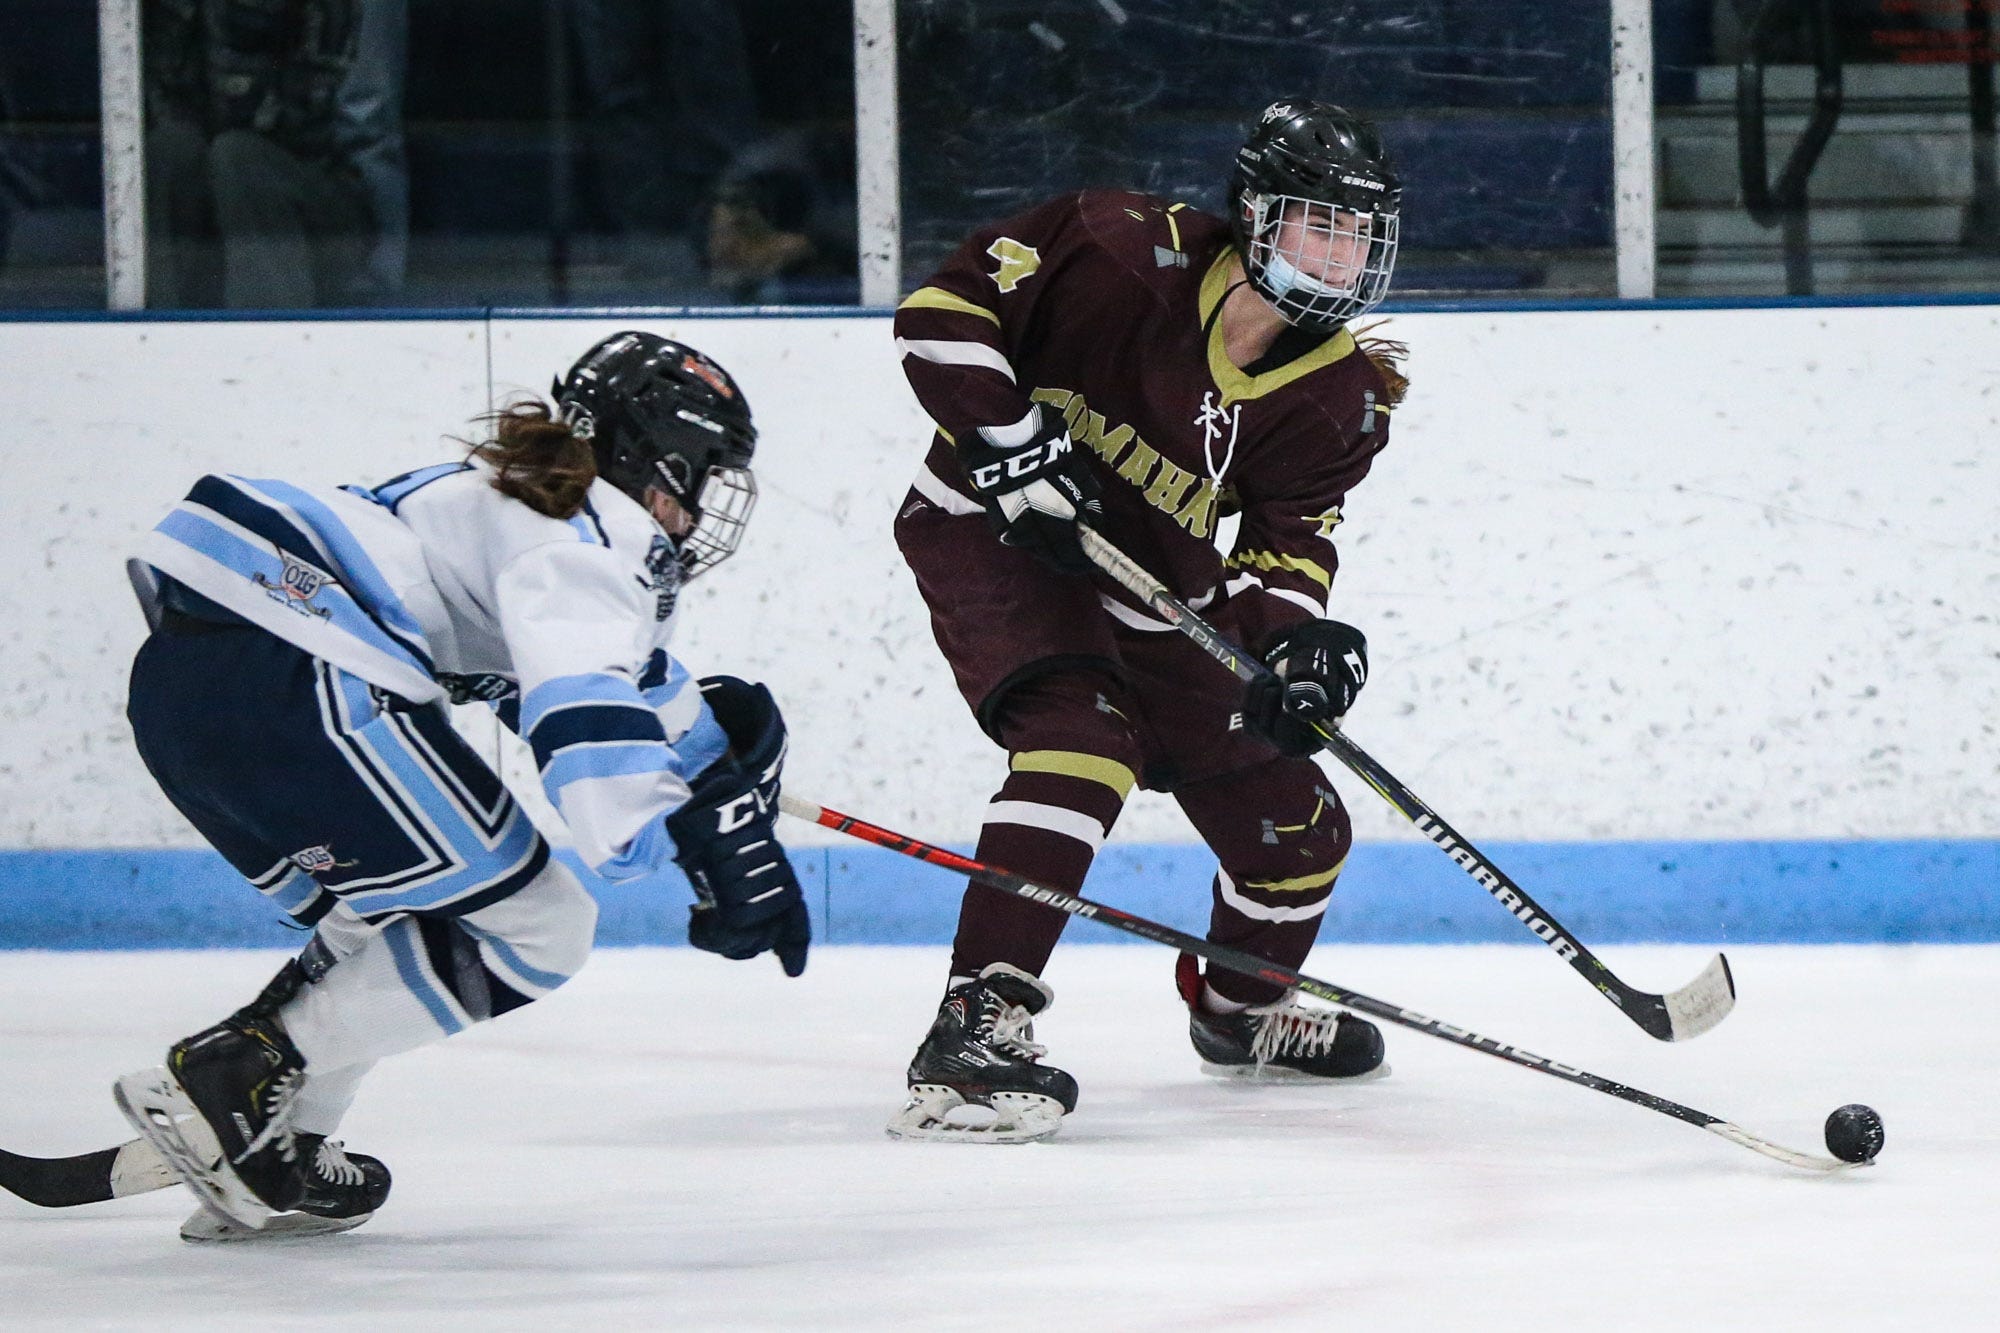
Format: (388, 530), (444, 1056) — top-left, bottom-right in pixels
(1241, 619), (1369, 757)
(665, 676), (810, 976)
(958, 404), (1103, 574)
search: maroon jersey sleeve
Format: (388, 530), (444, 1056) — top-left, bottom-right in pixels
(892, 192), (1097, 448)
(1222, 364), (1393, 650)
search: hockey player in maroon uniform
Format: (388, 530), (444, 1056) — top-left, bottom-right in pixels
(887, 99), (1411, 1141)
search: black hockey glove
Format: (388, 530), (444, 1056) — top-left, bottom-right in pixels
(1241, 619), (1369, 757)
(958, 405), (1103, 574)
(665, 676), (810, 977)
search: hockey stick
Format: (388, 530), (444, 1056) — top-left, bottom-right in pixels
(1073, 524), (1735, 1043)
(0, 1139), (176, 1208)
(782, 793), (1858, 1173)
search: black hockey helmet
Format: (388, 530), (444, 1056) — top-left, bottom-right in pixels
(553, 331), (758, 576)
(1229, 99), (1402, 331)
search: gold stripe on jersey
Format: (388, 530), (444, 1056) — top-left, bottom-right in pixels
(1009, 749), (1138, 799)
(1198, 250), (1357, 406)
(1165, 202), (1186, 252)
(899, 285), (1002, 327)
(1243, 859), (1347, 895)
(1224, 548), (1333, 592)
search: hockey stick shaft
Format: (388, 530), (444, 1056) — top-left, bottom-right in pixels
(1074, 525), (1734, 1043)
(781, 794), (1849, 1173)
(0, 1140), (176, 1208)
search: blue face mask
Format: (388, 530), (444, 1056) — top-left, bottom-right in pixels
(1262, 247), (1354, 299)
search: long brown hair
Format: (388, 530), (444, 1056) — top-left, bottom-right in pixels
(470, 400), (597, 519)
(1353, 320), (1410, 407)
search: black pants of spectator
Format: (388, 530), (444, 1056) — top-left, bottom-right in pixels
(147, 113), (373, 309)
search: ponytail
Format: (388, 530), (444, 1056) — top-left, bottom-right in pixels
(1352, 321), (1410, 408)
(470, 400), (597, 519)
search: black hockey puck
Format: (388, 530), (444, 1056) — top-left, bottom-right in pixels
(1824, 1103), (1885, 1164)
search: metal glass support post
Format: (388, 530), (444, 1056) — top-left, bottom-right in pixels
(1610, 0), (1658, 298)
(853, 0), (902, 307)
(98, 0), (145, 310)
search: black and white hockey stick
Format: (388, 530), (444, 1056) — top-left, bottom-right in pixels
(0, 1139), (176, 1208)
(782, 793), (1856, 1173)
(1074, 525), (1735, 1043)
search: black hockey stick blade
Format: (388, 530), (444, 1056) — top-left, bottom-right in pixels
(0, 1138), (177, 1208)
(783, 794), (1857, 1174)
(1074, 524), (1736, 1042)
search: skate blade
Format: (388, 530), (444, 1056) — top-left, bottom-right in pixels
(1199, 1060), (1392, 1085)
(885, 1085), (1067, 1145)
(181, 1208), (373, 1244)
(113, 1068), (273, 1232)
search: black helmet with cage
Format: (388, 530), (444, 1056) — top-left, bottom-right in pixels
(1229, 98), (1402, 331)
(553, 331), (758, 577)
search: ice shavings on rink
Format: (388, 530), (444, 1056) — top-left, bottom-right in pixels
(3, 944), (1996, 1329)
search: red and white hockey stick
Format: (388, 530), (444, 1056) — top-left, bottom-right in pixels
(780, 793), (1857, 1173)
(1074, 525), (1734, 1043)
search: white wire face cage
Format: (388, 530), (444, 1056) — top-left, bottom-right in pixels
(1242, 193), (1399, 329)
(674, 463), (758, 577)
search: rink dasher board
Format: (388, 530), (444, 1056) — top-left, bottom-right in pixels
(0, 837), (1993, 948)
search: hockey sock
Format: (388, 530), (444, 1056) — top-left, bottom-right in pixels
(279, 859), (596, 1072)
(292, 1061), (374, 1138)
(951, 674), (1142, 979)
(1176, 757), (1353, 1007)
(1200, 983), (1250, 1015)
(952, 749), (1135, 977)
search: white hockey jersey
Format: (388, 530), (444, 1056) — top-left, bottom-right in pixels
(128, 462), (729, 881)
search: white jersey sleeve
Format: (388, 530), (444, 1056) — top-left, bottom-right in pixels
(497, 535), (698, 881)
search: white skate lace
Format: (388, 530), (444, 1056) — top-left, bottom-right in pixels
(1247, 995), (1345, 1066)
(314, 1139), (366, 1187)
(234, 1068), (304, 1166)
(987, 1002), (1048, 1060)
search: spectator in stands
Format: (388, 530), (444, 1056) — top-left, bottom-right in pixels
(564, 0), (756, 292)
(143, 0), (383, 308)
(702, 124), (857, 304)
(332, 0), (407, 302)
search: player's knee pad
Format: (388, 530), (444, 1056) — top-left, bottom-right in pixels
(984, 666), (1143, 771)
(456, 858), (598, 1005)
(1186, 757), (1353, 922)
(971, 671), (1145, 873)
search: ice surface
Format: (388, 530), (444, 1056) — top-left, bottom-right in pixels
(3, 943), (1995, 1328)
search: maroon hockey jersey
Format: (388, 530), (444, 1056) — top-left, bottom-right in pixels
(893, 188), (1394, 649)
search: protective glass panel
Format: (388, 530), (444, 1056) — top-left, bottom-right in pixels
(895, 1), (1619, 301)
(1655, 0), (2000, 297)
(135, 0), (859, 310)
(0, 1), (106, 309)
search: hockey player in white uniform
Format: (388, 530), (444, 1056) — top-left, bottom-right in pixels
(112, 331), (808, 1240)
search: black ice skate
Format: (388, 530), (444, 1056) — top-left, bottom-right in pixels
(1177, 954), (1388, 1082)
(888, 962), (1080, 1144)
(114, 1010), (309, 1231)
(179, 1134), (393, 1243)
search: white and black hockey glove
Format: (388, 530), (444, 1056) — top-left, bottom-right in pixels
(665, 676), (810, 977)
(958, 405), (1103, 574)
(1241, 619), (1369, 757)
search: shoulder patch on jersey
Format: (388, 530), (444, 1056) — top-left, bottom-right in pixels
(986, 237), (1041, 293)
(644, 535), (683, 621)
